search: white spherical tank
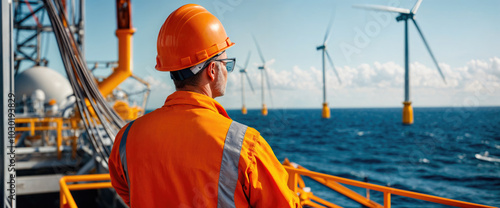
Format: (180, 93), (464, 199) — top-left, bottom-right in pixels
(15, 66), (74, 109)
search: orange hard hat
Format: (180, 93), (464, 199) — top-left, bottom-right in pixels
(155, 4), (235, 72)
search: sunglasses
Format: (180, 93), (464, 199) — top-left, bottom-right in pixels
(214, 58), (236, 72)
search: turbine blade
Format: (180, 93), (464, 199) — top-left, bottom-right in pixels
(244, 51), (251, 69)
(252, 35), (266, 64)
(245, 72), (255, 93)
(325, 50), (342, 84)
(264, 68), (274, 105)
(353, 4), (410, 14)
(324, 14), (335, 44)
(411, 0), (423, 14)
(412, 19), (446, 84)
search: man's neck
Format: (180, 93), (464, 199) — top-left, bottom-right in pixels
(176, 85), (213, 98)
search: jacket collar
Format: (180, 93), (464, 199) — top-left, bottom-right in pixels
(163, 91), (230, 119)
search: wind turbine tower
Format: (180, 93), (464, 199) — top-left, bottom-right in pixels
(317, 18), (342, 119)
(253, 36), (273, 116)
(355, 0), (446, 125)
(238, 52), (255, 114)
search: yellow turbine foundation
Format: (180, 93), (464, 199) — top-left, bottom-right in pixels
(322, 102), (330, 119)
(241, 105), (247, 115)
(402, 101), (413, 125)
(261, 104), (268, 116)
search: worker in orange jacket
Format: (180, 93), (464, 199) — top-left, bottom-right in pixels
(108, 4), (301, 207)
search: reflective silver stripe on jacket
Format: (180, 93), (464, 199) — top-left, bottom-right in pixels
(119, 120), (135, 189)
(217, 121), (248, 208)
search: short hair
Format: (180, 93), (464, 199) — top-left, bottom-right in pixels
(172, 67), (207, 89)
(172, 52), (223, 89)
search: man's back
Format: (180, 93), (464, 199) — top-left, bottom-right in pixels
(109, 91), (300, 207)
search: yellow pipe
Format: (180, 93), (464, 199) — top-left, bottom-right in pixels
(60, 174), (112, 208)
(67, 182), (112, 191)
(402, 101), (413, 125)
(314, 175), (382, 208)
(63, 173), (110, 183)
(59, 177), (78, 208)
(309, 194), (343, 208)
(384, 192), (391, 208)
(57, 119), (63, 159)
(288, 171), (298, 193)
(303, 200), (326, 208)
(98, 28), (135, 97)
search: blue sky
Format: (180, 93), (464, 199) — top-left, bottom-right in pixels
(42, 0), (500, 109)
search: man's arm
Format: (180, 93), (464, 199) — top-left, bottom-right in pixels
(109, 125), (131, 206)
(243, 131), (301, 207)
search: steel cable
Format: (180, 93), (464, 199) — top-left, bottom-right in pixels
(43, 0), (125, 165)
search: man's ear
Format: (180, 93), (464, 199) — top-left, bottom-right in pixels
(206, 62), (216, 81)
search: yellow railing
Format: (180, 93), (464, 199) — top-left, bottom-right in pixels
(59, 170), (496, 208)
(284, 165), (496, 208)
(16, 117), (79, 159)
(59, 174), (112, 208)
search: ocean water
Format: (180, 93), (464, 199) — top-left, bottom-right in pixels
(226, 107), (500, 207)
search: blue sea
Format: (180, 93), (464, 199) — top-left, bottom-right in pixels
(227, 107), (500, 208)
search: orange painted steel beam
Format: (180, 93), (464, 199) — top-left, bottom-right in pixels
(283, 159), (382, 208)
(314, 175), (382, 208)
(309, 194), (343, 208)
(288, 172), (298, 193)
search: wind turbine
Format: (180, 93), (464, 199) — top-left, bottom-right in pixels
(238, 51), (255, 115)
(253, 35), (273, 116)
(354, 0), (446, 125)
(317, 18), (342, 119)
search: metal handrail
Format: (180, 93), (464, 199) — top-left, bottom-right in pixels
(285, 166), (496, 208)
(59, 170), (496, 208)
(59, 174), (112, 208)
(16, 117), (80, 159)
(16, 117), (64, 159)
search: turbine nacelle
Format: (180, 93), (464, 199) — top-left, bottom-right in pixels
(316, 45), (326, 50)
(258, 66), (265, 70)
(396, 13), (414, 22)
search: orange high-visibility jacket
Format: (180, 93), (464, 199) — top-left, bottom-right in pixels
(109, 91), (301, 207)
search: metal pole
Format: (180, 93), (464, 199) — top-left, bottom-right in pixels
(78, 0), (84, 55)
(241, 72), (245, 106)
(322, 48), (326, 103)
(404, 18), (409, 102)
(1, 0), (15, 206)
(261, 69), (265, 105)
